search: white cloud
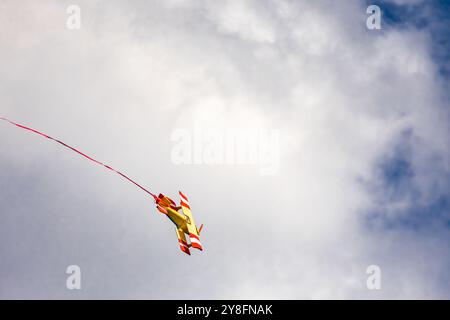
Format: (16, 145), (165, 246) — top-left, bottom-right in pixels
(0, 0), (448, 298)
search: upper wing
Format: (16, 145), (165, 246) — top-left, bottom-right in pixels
(179, 191), (203, 251)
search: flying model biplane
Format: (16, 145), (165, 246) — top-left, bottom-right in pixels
(0, 117), (204, 255)
(155, 191), (204, 255)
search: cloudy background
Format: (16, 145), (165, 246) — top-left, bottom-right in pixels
(0, 0), (449, 299)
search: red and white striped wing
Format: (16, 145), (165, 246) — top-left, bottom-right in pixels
(189, 233), (203, 251)
(179, 191), (203, 251)
(178, 238), (191, 255)
(176, 228), (191, 255)
(179, 191), (190, 209)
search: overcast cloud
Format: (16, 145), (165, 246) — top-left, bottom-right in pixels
(0, 0), (449, 299)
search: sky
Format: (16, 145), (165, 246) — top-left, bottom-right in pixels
(0, 0), (449, 299)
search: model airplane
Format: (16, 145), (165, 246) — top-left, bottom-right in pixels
(155, 191), (204, 255)
(1, 117), (205, 255)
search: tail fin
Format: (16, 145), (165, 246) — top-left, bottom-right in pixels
(156, 204), (168, 214)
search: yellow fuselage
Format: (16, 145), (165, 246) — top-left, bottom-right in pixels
(165, 206), (189, 234)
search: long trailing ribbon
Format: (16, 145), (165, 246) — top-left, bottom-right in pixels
(0, 116), (157, 201)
